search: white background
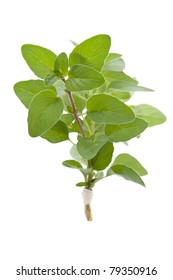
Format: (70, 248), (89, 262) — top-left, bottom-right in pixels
(0, 0), (172, 279)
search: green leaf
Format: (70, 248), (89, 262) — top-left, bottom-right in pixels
(65, 65), (105, 91)
(70, 145), (87, 165)
(108, 80), (154, 92)
(107, 164), (145, 186)
(131, 104), (167, 127)
(73, 92), (87, 112)
(69, 34), (111, 71)
(14, 79), (55, 109)
(28, 90), (63, 137)
(44, 73), (59, 87)
(93, 172), (104, 183)
(105, 117), (148, 142)
(60, 114), (74, 125)
(87, 94), (135, 124)
(114, 153), (147, 176)
(77, 135), (108, 160)
(91, 142), (114, 170)
(62, 160), (82, 169)
(21, 44), (57, 79)
(103, 53), (125, 72)
(108, 91), (132, 102)
(54, 52), (68, 77)
(41, 120), (69, 143)
(54, 79), (66, 95)
(76, 182), (87, 187)
(102, 70), (138, 85)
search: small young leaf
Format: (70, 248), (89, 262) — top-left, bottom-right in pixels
(28, 90), (63, 137)
(54, 52), (68, 77)
(108, 80), (154, 92)
(103, 53), (125, 72)
(87, 94), (135, 124)
(114, 153), (148, 176)
(54, 79), (66, 95)
(21, 44), (57, 79)
(69, 34), (111, 71)
(76, 182), (87, 187)
(94, 172), (104, 182)
(41, 120), (69, 143)
(105, 118), (148, 142)
(107, 164), (145, 186)
(77, 135), (108, 160)
(14, 80), (55, 109)
(65, 65), (105, 91)
(62, 160), (82, 169)
(91, 142), (114, 171)
(131, 104), (167, 127)
(44, 73), (59, 87)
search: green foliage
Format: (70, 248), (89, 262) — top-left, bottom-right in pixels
(14, 79), (55, 108)
(114, 153), (148, 176)
(21, 44), (57, 79)
(131, 104), (167, 127)
(69, 34), (111, 71)
(77, 135), (108, 160)
(54, 52), (68, 77)
(28, 90), (63, 137)
(105, 118), (148, 142)
(87, 94), (135, 124)
(65, 65), (105, 91)
(107, 164), (145, 186)
(41, 120), (69, 143)
(91, 142), (114, 171)
(14, 34), (166, 197)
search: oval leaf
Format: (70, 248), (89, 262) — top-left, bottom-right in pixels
(102, 70), (138, 85)
(87, 94), (135, 124)
(103, 53), (125, 72)
(108, 80), (153, 92)
(114, 153), (148, 176)
(107, 164), (145, 186)
(14, 80), (55, 109)
(91, 142), (114, 171)
(28, 90), (63, 137)
(69, 34), (111, 71)
(54, 52), (68, 77)
(41, 120), (69, 143)
(21, 44), (57, 79)
(62, 160), (82, 169)
(77, 135), (108, 160)
(105, 117), (148, 142)
(65, 65), (105, 91)
(44, 74), (59, 87)
(108, 91), (132, 102)
(132, 104), (167, 127)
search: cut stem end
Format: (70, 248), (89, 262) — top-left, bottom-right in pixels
(85, 204), (93, 221)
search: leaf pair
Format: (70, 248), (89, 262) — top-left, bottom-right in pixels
(21, 35), (112, 93)
(107, 153), (148, 186)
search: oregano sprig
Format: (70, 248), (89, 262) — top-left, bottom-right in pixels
(14, 34), (166, 221)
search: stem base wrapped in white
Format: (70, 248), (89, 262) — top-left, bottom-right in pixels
(82, 188), (93, 205)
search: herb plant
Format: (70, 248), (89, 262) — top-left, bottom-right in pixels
(14, 34), (166, 221)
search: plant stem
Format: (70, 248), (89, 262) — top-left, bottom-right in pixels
(66, 89), (85, 137)
(85, 204), (93, 221)
(66, 88), (93, 221)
